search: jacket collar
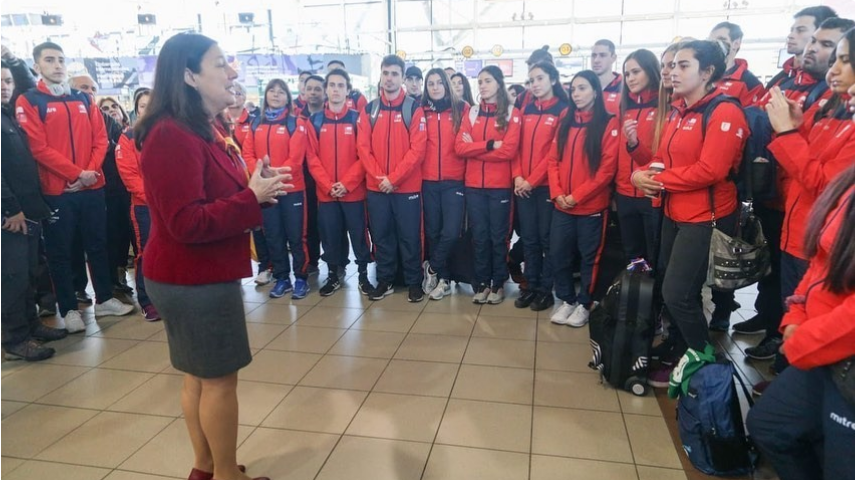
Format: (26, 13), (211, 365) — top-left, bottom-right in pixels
(573, 109), (594, 124)
(380, 88), (407, 107)
(534, 96), (560, 110)
(628, 88), (658, 107)
(724, 59), (750, 80)
(671, 89), (723, 115)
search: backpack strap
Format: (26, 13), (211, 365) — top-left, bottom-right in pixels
(285, 115), (298, 136)
(802, 81), (829, 113)
(401, 95), (416, 130)
(701, 95), (741, 138)
(368, 99), (381, 129)
(250, 114), (263, 133)
(310, 111), (324, 140)
(468, 104), (480, 126)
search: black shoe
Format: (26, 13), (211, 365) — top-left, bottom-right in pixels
(3, 339), (55, 361)
(76, 291), (93, 305)
(408, 285), (424, 303)
(514, 290), (537, 309)
(358, 273), (373, 296)
(745, 336), (783, 360)
(530, 292), (555, 312)
(31, 324), (69, 342)
(732, 315), (767, 335)
(38, 303), (57, 317)
(320, 277), (341, 297)
(709, 308), (731, 332)
(369, 281), (394, 301)
(336, 266), (347, 279)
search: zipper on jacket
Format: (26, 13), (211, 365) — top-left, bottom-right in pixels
(662, 113), (683, 219)
(528, 107), (543, 178)
(481, 111), (489, 188)
(567, 127), (582, 192)
(631, 108), (643, 196)
(437, 113), (442, 180)
(62, 102), (77, 165)
(386, 101), (392, 178)
(265, 123), (273, 163)
(784, 192), (801, 253)
(334, 114), (339, 187)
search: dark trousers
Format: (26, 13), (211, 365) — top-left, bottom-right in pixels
(304, 164), (321, 267)
(615, 193), (662, 268)
(658, 213), (737, 351)
(517, 186), (554, 293)
(252, 229), (271, 274)
(466, 188), (513, 288)
(71, 232), (88, 292)
(130, 205), (153, 308)
(423, 180), (465, 280)
(42, 189), (114, 316)
(781, 251), (809, 303)
(752, 204), (785, 334)
(550, 209), (607, 307)
(264, 190), (308, 281)
(367, 191), (423, 286)
(106, 192), (132, 284)
(318, 200), (372, 273)
(2, 226), (42, 347)
(747, 366), (855, 480)
(509, 207), (524, 266)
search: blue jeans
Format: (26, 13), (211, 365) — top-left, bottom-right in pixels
(367, 191), (423, 286)
(264, 191), (308, 280)
(466, 188), (513, 288)
(517, 186), (553, 293)
(550, 209), (607, 307)
(423, 180), (465, 280)
(318, 200), (372, 271)
(131, 205), (153, 308)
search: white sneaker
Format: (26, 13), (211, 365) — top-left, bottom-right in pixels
(486, 287), (504, 305)
(566, 304), (591, 328)
(95, 298), (135, 317)
(550, 302), (578, 325)
(422, 261), (438, 294)
(255, 269), (273, 285)
(473, 286), (491, 304)
(429, 279), (452, 300)
(63, 310), (86, 333)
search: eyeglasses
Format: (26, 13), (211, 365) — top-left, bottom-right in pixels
(100, 104), (120, 112)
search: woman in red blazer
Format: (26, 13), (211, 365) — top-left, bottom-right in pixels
(135, 33), (287, 480)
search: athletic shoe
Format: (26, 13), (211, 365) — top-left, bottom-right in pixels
(95, 298), (135, 317)
(307, 264), (320, 276)
(142, 304), (161, 322)
(745, 336), (783, 360)
(565, 304), (590, 328)
(292, 279), (310, 299)
(408, 285), (425, 303)
(369, 281), (394, 301)
(751, 380), (771, 397)
(76, 291), (93, 305)
(647, 364), (675, 388)
(358, 274), (374, 296)
(421, 261), (438, 294)
(472, 285), (491, 304)
(38, 303), (56, 317)
(429, 279), (452, 300)
(732, 315), (766, 335)
(550, 302), (578, 325)
(529, 292), (555, 312)
(320, 277), (341, 296)
(269, 279), (293, 298)
(63, 310), (86, 333)
(31, 324), (68, 342)
(3, 340), (55, 362)
(486, 287), (504, 305)
(709, 308), (731, 332)
(514, 289), (537, 309)
(255, 269), (273, 285)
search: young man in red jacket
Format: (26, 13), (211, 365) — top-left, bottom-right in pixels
(15, 42), (133, 333)
(358, 55), (427, 302)
(591, 39), (622, 115)
(326, 60), (368, 112)
(763, 6), (838, 93)
(709, 22), (764, 107)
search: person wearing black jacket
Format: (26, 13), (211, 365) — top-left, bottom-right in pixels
(1, 60), (68, 361)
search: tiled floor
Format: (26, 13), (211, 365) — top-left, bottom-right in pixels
(2, 268), (776, 480)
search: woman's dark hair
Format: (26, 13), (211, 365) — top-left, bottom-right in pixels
(677, 40), (727, 89)
(557, 70), (610, 174)
(804, 164), (855, 294)
(451, 72), (475, 105)
(815, 27), (855, 122)
(526, 45), (553, 66)
(324, 68), (352, 91)
(133, 88), (151, 115)
(261, 78), (292, 112)
(422, 68), (464, 133)
(620, 49), (661, 118)
(135, 33), (219, 149)
(479, 65), (511, 131)
(508, 84), (525, 97)
(528, 61), (569, 103)
(98, 97), (130, 126)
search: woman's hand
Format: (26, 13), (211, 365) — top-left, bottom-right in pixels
(514, 177), (532, 198)
(249, 156), (292, 204)
(623, 119), (639, 148)
(554, 195), (571, 210)
(766, 87), (803, 133)
(461, 132), (473, 143)
(631, 170), (664, 197)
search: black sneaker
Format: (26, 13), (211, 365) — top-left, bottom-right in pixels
(358, 273), (374, 296)
(31, 324), (69, 342)
(530, 292), (555, 312)
(76, 291), (93, 305)
(408, 285), (424, 303)
(3, 339), (55, 361)
(514, 290), (537, 309)
(320, 277), (341, 297)
(709, 307), (731, 332)
(369, 281), (394, 301)
(732, 315), (766, 335)
(745, 336), (783, 360)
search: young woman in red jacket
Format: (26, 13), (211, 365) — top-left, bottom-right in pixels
(513, 61), (569, 312)
(420, 68), (471, 300)
(242, 79), (309, 300)
(547, 70), (619, 327)
(747, 164), (855, 480)
(617, 49), (662, 268)
(633, 41), (749, 386)
(455, 65), (522, 305)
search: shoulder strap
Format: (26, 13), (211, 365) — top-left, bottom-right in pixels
(701, 95), (741, 138)
(285, 115), (298, 136)
(250, 114), (263, 133)
(401, 95), (415, 130)
(803, 81), (829, 113)
(368, 99), (380, 129)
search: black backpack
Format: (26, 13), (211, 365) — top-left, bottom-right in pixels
(367, 95), (417, 130)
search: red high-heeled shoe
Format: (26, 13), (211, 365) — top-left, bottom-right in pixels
(187, 465), (247, 480)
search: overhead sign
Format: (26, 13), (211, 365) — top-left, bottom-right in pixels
(559, 43), (573, 56)
(461, 45), (475, 58)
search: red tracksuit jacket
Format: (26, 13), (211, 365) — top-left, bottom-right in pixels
(456, 102), (523, 189)
(231, 108), (254, 150)
(422, 101), (470, 182)
(547, 110), (619, 215)
(603, 74), (623, 115)
(716, 59), (764, 107)
(242, 111), (308, 192)
(781, 186), (855, 369)
(306, 107), (366, 202)
(346, 90), (368, 112)
(650, 92), (749, 224)
(15, 80), (108, 195)
(768, 102), (855, 260)
(514, 96), (569, 188)
(357, 89), (427, 194)
(115, 130), (146, 206)
(617, 89), (658, 198)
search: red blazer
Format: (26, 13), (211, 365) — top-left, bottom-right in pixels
(242, 112), (307, 192)
(617, 89), (658, 198)
(514, 96), (568, 188)
(422, 102), (470, 182)
(306, 107), (366, 202)
(456, 102), (522, 189)
(781, 186), (855, 369)
(603, 74), (623, 115)
(16, 80), (108, 195)
(547, 110), (619, 215)
(140, 118), (263, 285)
(115, 129), (146, 206)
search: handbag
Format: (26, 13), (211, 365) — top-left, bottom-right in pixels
(705, 180), (772, 291)
(831, 356), (855, 407)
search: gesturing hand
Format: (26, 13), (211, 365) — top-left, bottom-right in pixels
(249, 156), (293, 204)
(377, 176), (395, 194)
(2, 212), (28, 234)
(766, 87), (803, 133)
(631, 170), (664, 197)
(623, 119), (639, 148)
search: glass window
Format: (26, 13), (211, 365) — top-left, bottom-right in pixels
(1, 16), (11, 27)
(475, 0), (523, 23)
(675, 17), (718, 39)
(432, 29), (475, 53)
(624, 0), (674, 15)
(573, 0), (622, 18)
(573, 22), (621, 47)
(622, 19), (674, 46)
(726, 12), (791, 40)
(523, 0), (571, 20)
(301, 5), (344, 29)
(396, 1), (432, 29)
(431, 0), (476, 25)
(476, 27), (524, 52)
(396, 30), (433, 53)
(346, 2), (386, 33)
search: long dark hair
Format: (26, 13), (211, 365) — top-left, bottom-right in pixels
(557, 70), (610, 174)
(528, 61), (569, 103)
(135, 33), (218, 149)
(804, 164), (855, 294)
(261, 78), (292, 113)
(451, 72), (475, 105)
(422, 68), (464, 133)
(479, 65), (511, 131)
(816, 27), (855, 123)
(620, 49), (661, 119)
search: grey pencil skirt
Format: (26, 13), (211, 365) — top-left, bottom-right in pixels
(145, 278), (252, 378)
